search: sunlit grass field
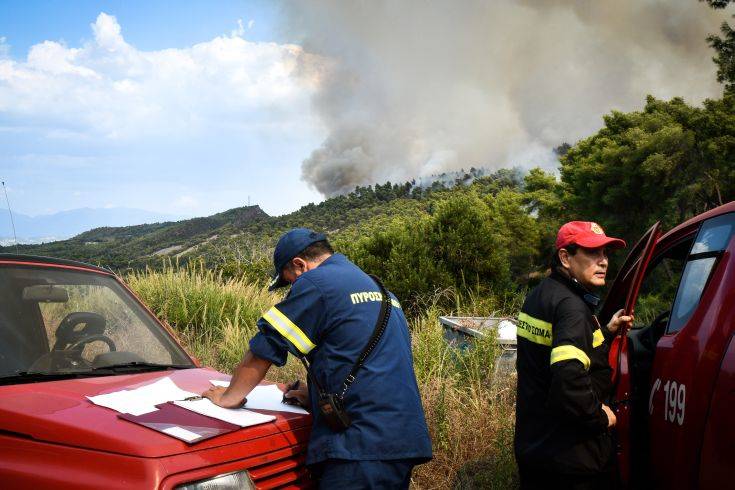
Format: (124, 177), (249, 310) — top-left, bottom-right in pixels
(126, 263), (520, 489)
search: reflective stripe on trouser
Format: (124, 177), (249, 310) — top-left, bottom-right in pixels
(263, 306), (316, 354)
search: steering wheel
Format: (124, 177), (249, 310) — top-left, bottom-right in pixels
(640, 310), (670, 351)
(28, 312), (117, 372)
(66, 334), (117, 353)
(651, 310), (670, 333)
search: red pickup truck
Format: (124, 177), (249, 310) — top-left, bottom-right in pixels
(601, 202), (735, 488)
(0, 254), (312, 489)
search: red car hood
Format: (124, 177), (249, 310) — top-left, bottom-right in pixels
(0, 368), (310, 457)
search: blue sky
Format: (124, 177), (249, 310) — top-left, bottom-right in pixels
(0, 1), (281, 55)
(0, 0), (324, 219)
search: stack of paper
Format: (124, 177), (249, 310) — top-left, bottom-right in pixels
(87, 377), (198, 416)
(160, 425), (206, 443)
(210, 380), (309, 415)
(172, 399), (276, 427)
(88, 377), (293, 434)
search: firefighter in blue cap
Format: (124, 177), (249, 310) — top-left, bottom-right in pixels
(203, 228), (432, 488)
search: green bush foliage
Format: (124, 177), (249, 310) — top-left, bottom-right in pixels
(340, 189), (540, 309)
(560, 95), (735, 247)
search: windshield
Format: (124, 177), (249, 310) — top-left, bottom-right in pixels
(0, 264), (193, 381)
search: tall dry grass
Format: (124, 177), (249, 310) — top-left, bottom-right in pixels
(126, 264), (519, 489)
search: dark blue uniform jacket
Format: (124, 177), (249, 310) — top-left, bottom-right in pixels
(249, 253), (433, 466)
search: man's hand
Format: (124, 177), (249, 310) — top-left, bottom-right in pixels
(284, 380), (309, 407)
(607, 308), (634, 335)
(602, 404), (617, 428)
(201, 386), (246, 409)
(201, 350), (271, 409)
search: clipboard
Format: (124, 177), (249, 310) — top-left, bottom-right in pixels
(118, 402), (240, 444)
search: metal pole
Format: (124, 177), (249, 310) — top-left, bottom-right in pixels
(1, 181), (18, 254)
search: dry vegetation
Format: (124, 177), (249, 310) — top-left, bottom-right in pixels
(127, 263), (520, 489)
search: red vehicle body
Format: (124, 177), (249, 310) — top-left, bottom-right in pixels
(600, 202), (735, 489)
(0, 255), (312, 489)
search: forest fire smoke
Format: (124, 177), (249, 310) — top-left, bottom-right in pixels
(285, 0), (729, 196)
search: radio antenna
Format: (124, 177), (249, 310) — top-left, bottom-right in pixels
(1, 181), (18, 254)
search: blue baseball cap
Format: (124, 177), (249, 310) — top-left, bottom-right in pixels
(269, 228), (327, 291)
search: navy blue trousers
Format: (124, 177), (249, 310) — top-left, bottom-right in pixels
(313, 459), (417, 489)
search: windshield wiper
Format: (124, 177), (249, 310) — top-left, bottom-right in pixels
(0, 363), (194, 385)
(0, 371), (97, 385)
(89, 362), (193, 373)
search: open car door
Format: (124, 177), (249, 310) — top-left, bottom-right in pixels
(600, 221), (662, 488)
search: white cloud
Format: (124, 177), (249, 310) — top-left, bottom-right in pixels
(0, 37), (9, 58)
(233, 19), (246, 37)
(173, 194), (199, 210)
(0, 12), (322, 142)
(92, 12), (126, 51)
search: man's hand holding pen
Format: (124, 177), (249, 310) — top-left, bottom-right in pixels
(283, 380), (309, 408)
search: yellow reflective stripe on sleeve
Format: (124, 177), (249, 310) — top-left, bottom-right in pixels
(263, 306), (316, 355)
(592, 329), (604, 348)
(391, 298), (401, 309)
(516, 312), (553, 346)
(550, 345), (591, 370)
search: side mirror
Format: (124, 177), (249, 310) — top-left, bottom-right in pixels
(22, 285), (69, 303)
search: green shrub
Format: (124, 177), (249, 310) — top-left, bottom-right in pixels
(342, 191), (537, 311)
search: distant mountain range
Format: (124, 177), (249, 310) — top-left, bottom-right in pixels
(0, 168), (510, 269)
(0, 207), (182, 245)
(0, 204), (273, 268)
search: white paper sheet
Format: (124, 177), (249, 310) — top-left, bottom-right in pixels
(87, 389), (158, 415)
(132, 377), (198, 403)
(210, 380), (309, 415)
(162, 426), (202, 442)
(87, 376), (198, 415)
(173, 398), (276, 427)
(121, 402), (162, 416)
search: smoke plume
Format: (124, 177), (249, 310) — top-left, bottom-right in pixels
(283, 0), (730, 196)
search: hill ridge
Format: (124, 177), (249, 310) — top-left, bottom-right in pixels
(0, 168), (513, 269)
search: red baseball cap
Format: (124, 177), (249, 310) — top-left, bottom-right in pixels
(556, 221), (626, 250)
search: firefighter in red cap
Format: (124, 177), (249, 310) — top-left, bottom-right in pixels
(514, 221), (634, 489)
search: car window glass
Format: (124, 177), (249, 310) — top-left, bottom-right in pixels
(669, 258), (717, 332)
(38, 284), (174, 365)
(0, 266), (191, 377)
(667, 213), (735, 334)
(633, 238), (691, 329)
(690, 223), (732, 254)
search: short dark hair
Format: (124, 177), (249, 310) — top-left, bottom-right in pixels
(285, 240), (334, 271)
(550, 243), (579, 269)
(297, 240), (334, 260)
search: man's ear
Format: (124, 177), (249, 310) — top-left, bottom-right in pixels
(558, 248), (571, 269)
(292, 257), (308, 273)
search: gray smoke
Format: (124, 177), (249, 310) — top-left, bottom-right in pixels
(283, 1), (729, 196)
